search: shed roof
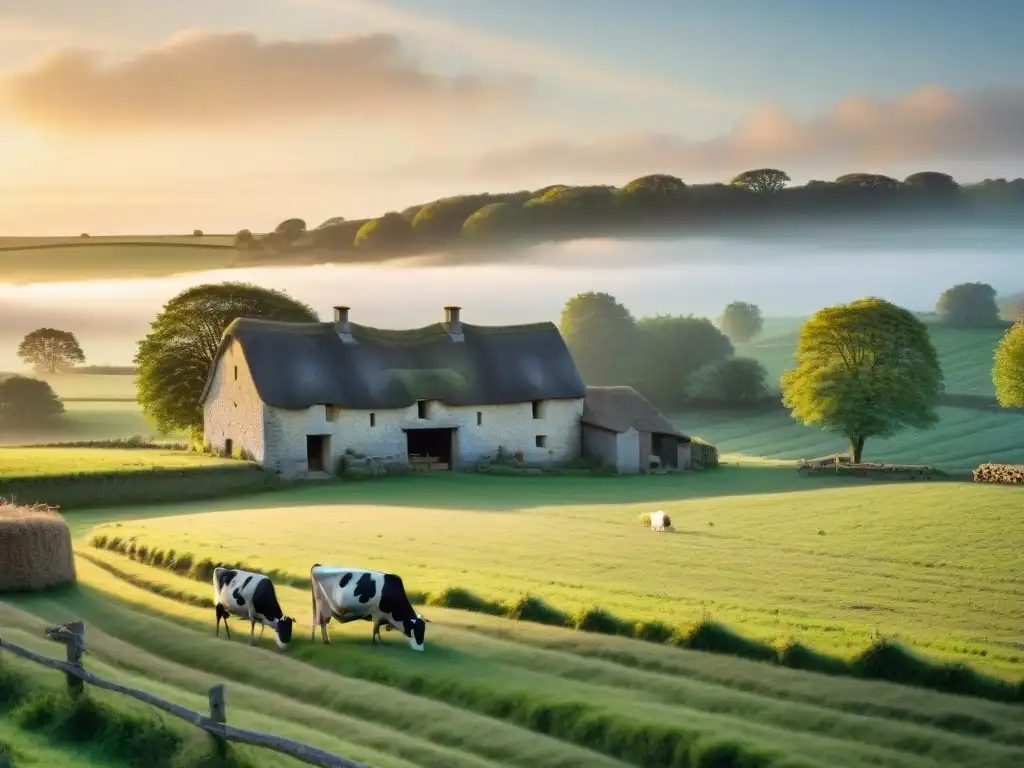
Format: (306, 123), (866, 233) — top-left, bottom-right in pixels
(200, 317), (586, 410)
(582, 386), (688, 439)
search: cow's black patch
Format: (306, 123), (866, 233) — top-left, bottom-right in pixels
(353, 573), (376, 604)
(251, 578), (284, 621)
(340, 572), (353, 588)
(379, 574), (414, 621)
(216, 568), (237, 590)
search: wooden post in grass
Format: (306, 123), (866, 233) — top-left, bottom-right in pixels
(209, 684), (228, 755)
(45, 620), (85, 698)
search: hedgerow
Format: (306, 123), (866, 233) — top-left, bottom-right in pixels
(0, 465), (284, 510)
(87, 535), (1024, 704)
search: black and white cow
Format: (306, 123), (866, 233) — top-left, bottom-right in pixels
(213, 567), (295, 649)
(310, 563), (430, 651)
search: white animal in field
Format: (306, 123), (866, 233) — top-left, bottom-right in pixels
(649, 510), (672, 531)
(310, 563), (430, 651)
(212, 567), (295, 649)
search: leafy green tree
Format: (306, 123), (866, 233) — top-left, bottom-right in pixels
(17, 328), (85, 373)
(730, 168), (791, 195)
(412, 195), (512, 243)
(233, 229), (254, 250)
(687, 358), (769, 406)
(633, 315), (734, 408)
(354, 212), (414, 251)
(0, 375), (64, 428)
(558, 292), (637, 386)
(834, 173), (900, 189)
(275, 218), (307, 242)
(462, 202), (523, 240)
(134, 282), (318, 437)
(903, 171), (959, 191)
(781, 297), (943, 463)
(718, 301), (764, 343)
(936, 282), (1001, 327)
(993, 322), (1024, 407)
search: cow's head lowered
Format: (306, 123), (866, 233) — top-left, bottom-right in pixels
(400, 612), (430, 651)
(274, 616), (295, 649)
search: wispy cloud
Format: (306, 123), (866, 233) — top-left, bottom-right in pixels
(395, 85), (1024, 183)
(291, 0), (739, 114)
(0, 29), (527, 134)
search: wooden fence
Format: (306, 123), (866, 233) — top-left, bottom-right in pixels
(0, 621), (370, 768)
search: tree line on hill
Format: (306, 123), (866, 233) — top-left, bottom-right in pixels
(5, 280), (1024, 463)
(231, 171), (1024, 262)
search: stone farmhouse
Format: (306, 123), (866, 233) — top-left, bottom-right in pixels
(200, 306), (695, 477)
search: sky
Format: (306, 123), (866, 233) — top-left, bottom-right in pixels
(0, 0), (1023, 234)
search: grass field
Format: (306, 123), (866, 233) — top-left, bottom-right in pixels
(0, 373), (186, 446)
(82, 472), (1024, 680)
(737, 322), (1007, 397)
(677, 405), (1024, 470)
(0, 448), (233, 477)
(1, 469), (1021, 768)
(0, 238), (235, 283)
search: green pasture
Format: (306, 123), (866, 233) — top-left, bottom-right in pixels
(5, 552), (1023, 768)
(737, 323), (1006, 397)
(0, 401), (182, 447)
(0, 448), (232, 478)
(677, 405), (1024, 470)
(84, 472), (1024, 679)
(0, 238), (235, 283)
(41, 373), (138, 401)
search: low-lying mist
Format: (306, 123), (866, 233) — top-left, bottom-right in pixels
(0, 236), (1019, 371)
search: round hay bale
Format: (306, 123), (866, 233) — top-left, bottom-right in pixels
(0, 501), (76, 592)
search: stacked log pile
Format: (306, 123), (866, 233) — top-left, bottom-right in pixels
(972, 463), (1024, 484)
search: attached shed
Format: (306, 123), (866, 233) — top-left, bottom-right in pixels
(582, 386), (692, 473)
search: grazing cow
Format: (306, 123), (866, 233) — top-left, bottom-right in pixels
(310, 563), (430, 651)
(213, 567), (295, 649)
(649, 510), (672, 531)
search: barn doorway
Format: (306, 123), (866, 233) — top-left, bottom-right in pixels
(406, 427), (454, 471)
(652, 433), (678, 469)
(306, 434), (329, 472)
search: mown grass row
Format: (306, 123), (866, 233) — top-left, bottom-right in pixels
(1, 465), (282, 510)
(31, 572), (816, 768)
(0, 664), (252, 768)
(88, 533), (1024, 704)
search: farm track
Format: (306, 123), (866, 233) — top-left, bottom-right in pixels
(17, 552), (1020, 768)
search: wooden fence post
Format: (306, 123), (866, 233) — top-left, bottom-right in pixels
(45, 621), (86, 698)
(209, 684), (227, 755)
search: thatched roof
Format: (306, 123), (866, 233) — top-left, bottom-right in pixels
(582, 386), (688, 439)
(200, 317), (586, 410)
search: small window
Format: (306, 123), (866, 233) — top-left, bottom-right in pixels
(325, 405), (335, 421)
(535, 435), (547, 448)
(233, 365), (238, 381)
(476, 411), (483, 426)
(532, 400), (542, 419)
(417, 400), (427, 419)
(369, 412), (376, 427)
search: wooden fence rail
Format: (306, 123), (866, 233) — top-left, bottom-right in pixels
(0, 622), (370, 768)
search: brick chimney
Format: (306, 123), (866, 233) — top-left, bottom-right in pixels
(444, 306), (464, 341)
(333, 306), (356, 343)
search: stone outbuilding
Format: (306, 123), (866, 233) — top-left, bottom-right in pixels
(581, 386), (693, 473)
(200, 306), (588, 477)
